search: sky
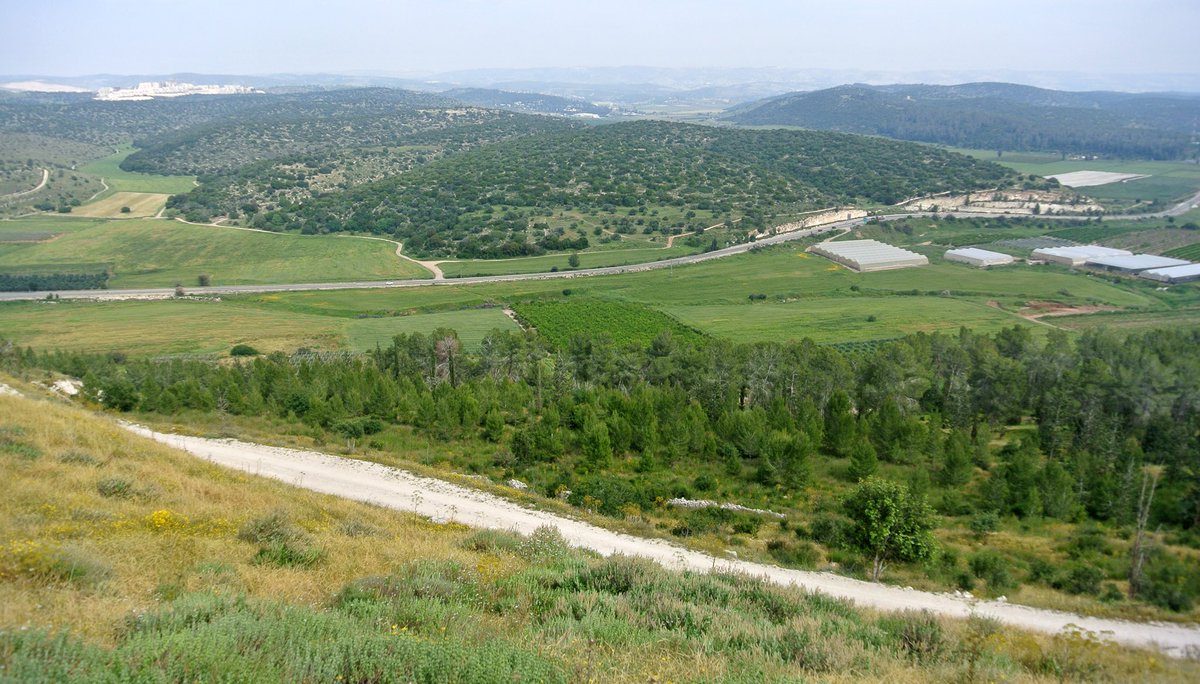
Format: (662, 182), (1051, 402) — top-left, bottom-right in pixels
(3, 0), (1197, 78)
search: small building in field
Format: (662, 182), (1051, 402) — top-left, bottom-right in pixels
(1030, 245), (1132, 267)
(1140, 263), (1200, 284)
(944, 247), (1015, 268)
(810, 239), (929, 272)
(1085, 254), (1191, 274)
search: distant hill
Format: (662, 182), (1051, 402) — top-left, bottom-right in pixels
(725, 83), (1200, 159)
(442, 87), (613, 117)
(230, 119), (1018, 258)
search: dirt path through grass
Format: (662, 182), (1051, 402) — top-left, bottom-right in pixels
(122, 422), (1200, 657)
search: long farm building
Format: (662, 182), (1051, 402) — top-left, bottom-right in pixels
(811, 239), (929, 272)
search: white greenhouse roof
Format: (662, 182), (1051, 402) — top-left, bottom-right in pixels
(816, 240), (927, 264)
(1031, 245), (1132, 260)
(1086, 254), (1191, 271)
(945, 248), (1014, 262)
(1140, 263), (1200, 281)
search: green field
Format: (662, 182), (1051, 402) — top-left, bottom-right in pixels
(437, 244), (701, 278)
(0, 298), (516, 356)
(345, 308), (518, 350)
(5, 237), (1194, 356)
(0, 218), (431, 287)
(512, 299), (702, 347)
(666, 297), (1030, 343)
(952, 148), (1200, 209)
(78, 147), (196, 195)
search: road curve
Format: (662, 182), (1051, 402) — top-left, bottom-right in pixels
(124, 422), (1200, 657)
(2, 191), (1197, 303)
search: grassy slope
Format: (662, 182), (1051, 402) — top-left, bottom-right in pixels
(0, 385), (1195, 682)
(0, 218), (431, 287)
(77, 147), (196, 195)
(0, 299), (515, 356)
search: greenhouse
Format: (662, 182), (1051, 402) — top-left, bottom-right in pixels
(811, 239), (929, 272)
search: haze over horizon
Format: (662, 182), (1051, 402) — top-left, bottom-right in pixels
(3, 0), (1198, 91)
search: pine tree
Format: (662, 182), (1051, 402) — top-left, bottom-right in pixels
(848, 436), (879, 481)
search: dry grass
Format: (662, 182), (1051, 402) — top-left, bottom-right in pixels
(71, 192), (170, 218)
(1, 383), (1197, 682)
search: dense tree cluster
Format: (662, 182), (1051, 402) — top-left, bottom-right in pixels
(729, 84), (1200, 160)
(242, 121), (1015, 257)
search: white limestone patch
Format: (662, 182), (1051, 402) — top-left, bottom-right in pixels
(1047, 171), (1150, 188)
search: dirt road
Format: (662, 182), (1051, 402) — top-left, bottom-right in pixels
(1, 168), (49, 199)
(123, 422), (1200, 657)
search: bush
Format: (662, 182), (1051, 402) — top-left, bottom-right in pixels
(968, 512), (1000, 538)
(969, 551), (1018, 592)
(879, 610), (944, 662)
(767, 539), (820, 568)
(252, 542), (324, 569)
(807, 514), (850, 549)
(96, 477), (134, 499)
(458, 529), (523, 555)
(230, 344), (260, 357)
(238, 510), (302, 545)
(58, 451), (100, 466)
(1134, 550), (1200, 612)
(1053, 563), (1104, 596)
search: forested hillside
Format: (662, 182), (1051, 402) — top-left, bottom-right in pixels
(442, 87), (614, 116)
(0, 88), (459, 149)
(14, 323), (1200, 617)
(727, 83), (1200, 159)
(186, 120), (1017, 258)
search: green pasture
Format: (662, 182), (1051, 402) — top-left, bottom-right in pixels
(78, 146), (196, 195)
(665, 296), (1032, 343)
(3, 234), (1197, 356)
(345, 308), (517, 351)
(437, 244), (700, 278)
(0, 299), (516, 356)
(951, 148), (1200, 207)
(0, 219), (431, 287)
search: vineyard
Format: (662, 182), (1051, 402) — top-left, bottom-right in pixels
(1042, 223), (1159, 244)
(511, 298), (704, 349)
(1166, 243), (1200, 261)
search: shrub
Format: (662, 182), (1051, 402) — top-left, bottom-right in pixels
(230, 344), (260, 357)
(458, 529), (523, 555)
(767, 539), (820, 568)
(338, 519), (384, 538)
(1134, 550), (1200, 612)
(238, 510), (301, 545)
(969, 551), (1018, 592)
(1053, 563), (1104, 596)
(808, 514), (850, 549)
(96, 477), (134, 499)
(968, 512), (1000, 537)
(518, 525), (571, 563)
(58, 451), (100, 466)
(880, 610), (945, 662)
(252, 542), (324, 569)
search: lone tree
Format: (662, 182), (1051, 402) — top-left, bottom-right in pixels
(844, 477), (936, 581)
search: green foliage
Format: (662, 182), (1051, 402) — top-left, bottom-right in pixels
(96, 477), (135, 499)
(843, 477), (937, 581)
(247, 120), (1013, 258)
(229, 343), (259, 357)
(511, 299), (702, 349)
(847, 436), (879, 481)
(1133, 549), (1200, 612)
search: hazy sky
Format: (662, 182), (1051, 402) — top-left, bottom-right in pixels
(3, 0), (1197, 77)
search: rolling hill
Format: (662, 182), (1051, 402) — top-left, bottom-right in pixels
(726, 83), (1200, 160)
(230, 119), (1020, 258)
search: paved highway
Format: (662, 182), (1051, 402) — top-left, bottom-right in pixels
(3, 191), (1197, 303)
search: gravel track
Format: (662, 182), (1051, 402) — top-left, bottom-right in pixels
(124, 422), (1200, 657)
